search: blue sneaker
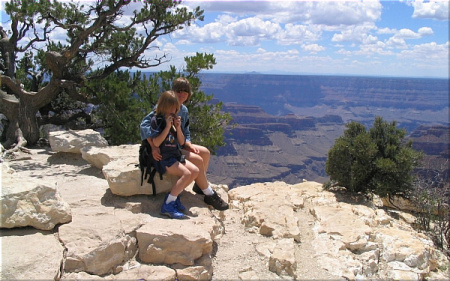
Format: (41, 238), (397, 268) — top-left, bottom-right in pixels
(161, 201), (185, 219)
(175, 196), (186, 212)
(163, 193), (186, 213)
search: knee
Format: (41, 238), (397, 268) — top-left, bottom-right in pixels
(182, 166), (199, 179)
(186, 165), (199, 179)
(191, 166), (200, 177)
(202, 147), (210, 159)
(190, 153), (204, 167)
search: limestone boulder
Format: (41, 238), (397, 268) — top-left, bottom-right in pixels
(310, 204), (373, 246)
(81, 144), (179, 196)
(102, 157), (177, 196)
(1, 172), (72, 230)
(229, 181), (449, 280)
(2, 229), (64, 280)
(373, 228), (436, 276)
(176, 266), (212, 281)
(229, 181), (301, 241)
(49, 129), (108, 153)
(58, 210), (138, 276)
(81, 144), (139, 170)
(268, 238), (297, 279)
(61, 264), (176, 281)
(113, 264), (177, 280)
(136, 215), (217, 266)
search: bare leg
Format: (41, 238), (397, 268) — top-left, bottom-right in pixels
(182, 149), (209, 189)
(165, 160), (199, 196)
(191, 144), (211, 172)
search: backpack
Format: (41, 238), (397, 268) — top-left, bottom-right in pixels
(138, 115), (165, 196)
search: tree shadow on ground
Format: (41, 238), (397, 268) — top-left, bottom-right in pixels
(326, 186), (374, 207)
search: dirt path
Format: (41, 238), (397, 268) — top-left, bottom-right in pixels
(211, 200), (342, 280)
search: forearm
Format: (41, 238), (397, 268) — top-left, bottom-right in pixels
(147, 137), (158, 149)
(152, 127), (170, 147)
(177, 130), (185, 146)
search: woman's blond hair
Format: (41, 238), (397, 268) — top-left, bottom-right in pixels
(156, 90), (180, 115)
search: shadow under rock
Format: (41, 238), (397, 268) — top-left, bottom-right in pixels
(47, 152), (88, 166)
(77, 165), (105, 179)
(100, 188), (201, 219)
(0, 226), (54, 238)
(8, 160), (50, 173)
(100, 188), (163, 214)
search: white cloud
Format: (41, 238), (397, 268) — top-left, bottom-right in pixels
(350, 40), (394, 56)
(418, 27), (434, 36)
(307, 0), (382, 26)
(410, 0), (449, 21)
(186, 0), (382, 26)
(302, 44), (325, 53)
(174, 21), (226, 44)
(377, 27), (397, 34)
(383, 27), (435, 48)
(276, 24), (321, 45)
(227, 17), (280, 38)
(331, 23), (377, 43)
(396, 28), (422, 39)
(398, 41), (450, 61)
(386, 37), (408, 49)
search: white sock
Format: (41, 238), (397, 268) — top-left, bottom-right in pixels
(202, 186), (214, 196)
(166, 194), (177, 204)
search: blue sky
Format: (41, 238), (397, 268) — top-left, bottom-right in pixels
(169, 0), (449, 78)
(1, 0), (448, 78)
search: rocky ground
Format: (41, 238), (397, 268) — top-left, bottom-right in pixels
(2, 146), (449, 280)
(211, 199), (341, 280)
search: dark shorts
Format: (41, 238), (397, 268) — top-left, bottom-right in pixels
(159, 157), (179, 174)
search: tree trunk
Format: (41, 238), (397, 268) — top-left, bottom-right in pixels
(18, 98), (40, 145)
(1, 77), (61, 148)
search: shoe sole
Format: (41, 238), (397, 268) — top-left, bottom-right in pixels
(204, 199), (229, 211)
(160, 211), (186, 219)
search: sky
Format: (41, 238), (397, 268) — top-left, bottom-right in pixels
(1, 0), (449, 78)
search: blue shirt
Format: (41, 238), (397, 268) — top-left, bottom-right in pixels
(140, 104), (191, 143)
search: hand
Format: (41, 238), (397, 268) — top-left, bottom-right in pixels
(165, 114), (175, 127)
(173, 116), (182, 130)
(152, 146), (162, 161)
(190, 146), (200, 154)
(184, 142), (199, 154)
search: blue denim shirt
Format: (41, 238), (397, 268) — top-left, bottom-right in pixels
(140, 104), (191, 143)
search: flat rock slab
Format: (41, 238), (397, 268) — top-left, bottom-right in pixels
(1, 228), (64, 280)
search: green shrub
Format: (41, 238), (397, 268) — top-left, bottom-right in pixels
(325, 117), (422, 197)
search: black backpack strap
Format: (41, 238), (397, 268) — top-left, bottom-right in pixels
(140, 116), (167, 196)
(149, 168), (157, 196)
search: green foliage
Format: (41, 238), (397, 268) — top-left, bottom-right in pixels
(85, 70), (147, 144)
(1, 0), (204, 146)
(325, 117), (423, 197)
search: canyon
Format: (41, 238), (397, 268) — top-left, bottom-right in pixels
(199, 74), (449, 188)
